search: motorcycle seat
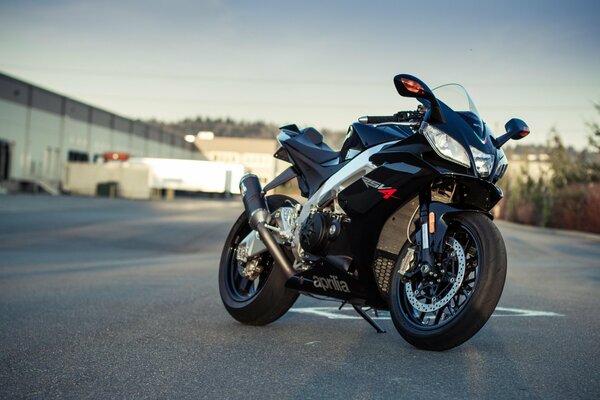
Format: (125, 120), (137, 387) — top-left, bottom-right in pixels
(294, 127), (340, 164)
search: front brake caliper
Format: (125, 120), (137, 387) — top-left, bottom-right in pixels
(398, 247), (417, 282)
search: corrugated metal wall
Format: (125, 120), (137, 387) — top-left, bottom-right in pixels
(0, 72), (202, 183)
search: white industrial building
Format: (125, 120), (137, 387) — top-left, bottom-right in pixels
(194, 136), (287, 185)
(0, 72), (203, 192)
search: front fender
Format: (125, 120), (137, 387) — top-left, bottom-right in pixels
(443, 173), (503, 211)
(429, 202), (492, 254)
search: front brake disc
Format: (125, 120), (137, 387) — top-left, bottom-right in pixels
(404, 237), (466, 313)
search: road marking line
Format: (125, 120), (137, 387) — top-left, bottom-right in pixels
(289, 306), (564, 320)
(494, 307), (564, 317)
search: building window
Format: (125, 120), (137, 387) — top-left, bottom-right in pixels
(68, 150), (89, 163)
(0, 139), (10, 181)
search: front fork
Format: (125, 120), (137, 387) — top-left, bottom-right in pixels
(417, 191), (440, 278)
(411, 192), (493, 281)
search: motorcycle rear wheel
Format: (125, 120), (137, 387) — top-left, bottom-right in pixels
(389, 212), (507, 351)
(218, 195), (299, 325)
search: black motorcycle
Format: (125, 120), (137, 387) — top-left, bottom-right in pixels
(218, 74), (530, 350)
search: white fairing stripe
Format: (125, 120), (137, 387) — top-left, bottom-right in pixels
(298, 140), (399, 223)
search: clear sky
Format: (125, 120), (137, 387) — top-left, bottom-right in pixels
(1, 0), (598, 148)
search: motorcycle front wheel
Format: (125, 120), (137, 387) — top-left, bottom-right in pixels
(218, 195), (299, 326)
(389, 212), (507, 351)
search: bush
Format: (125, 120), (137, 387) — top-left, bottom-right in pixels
(499, 171), (552, 227)
(549, 183), (600, 234)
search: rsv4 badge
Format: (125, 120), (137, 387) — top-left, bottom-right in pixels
(362, 177), (399, 199)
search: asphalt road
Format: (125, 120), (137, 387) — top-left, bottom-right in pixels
(1, 194), (599, 399)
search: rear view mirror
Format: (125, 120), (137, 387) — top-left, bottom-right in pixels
(494, 118), (530, 148)
(394, 74), (445, 124)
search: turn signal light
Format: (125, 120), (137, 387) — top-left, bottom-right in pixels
(519, 127), (530, 138)
(401, 78), (425, 95)
(428, 212), (436, 234)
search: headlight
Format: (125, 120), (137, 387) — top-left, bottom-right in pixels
(470, 146), (495, 177)
(422, 124), (470, 168)
(494, 149), (508, 180)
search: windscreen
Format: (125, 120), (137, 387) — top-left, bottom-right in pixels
(433, 84), (484, 139)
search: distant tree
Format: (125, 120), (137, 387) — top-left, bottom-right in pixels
(589, 104), (600, 152)
(546, 120), (600, 188)
(547, 130), (573, 188)
(585, 104), (600, 181)
(145, 115), (347, 146)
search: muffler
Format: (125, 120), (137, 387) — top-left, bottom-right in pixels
(239, 174), (295, 278)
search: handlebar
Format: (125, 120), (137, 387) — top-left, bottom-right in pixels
(358, 115), (401, 124)
(358, 111), (422, 124)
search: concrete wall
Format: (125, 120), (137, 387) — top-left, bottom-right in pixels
(63, 162), (152, 200)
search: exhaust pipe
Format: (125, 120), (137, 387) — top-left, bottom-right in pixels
(239, 174), (295, 278)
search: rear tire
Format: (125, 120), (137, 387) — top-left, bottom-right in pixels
(389, 212), (506, 351)
(219, 195), (299, 326)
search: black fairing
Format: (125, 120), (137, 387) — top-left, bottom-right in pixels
(278, 127), (343, 197)
(332, 132), (502, 307)
(339, 123), (413, 162)
(289, 127), (339, 164)
(352, 123), (413, 148)
(279, 123), (415, 197)
(339, 131), (503, 218)
(285, 262), (369, 301)
(339, 153), (435, 215)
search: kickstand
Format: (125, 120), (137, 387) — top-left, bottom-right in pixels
(352, 305), (386, 333)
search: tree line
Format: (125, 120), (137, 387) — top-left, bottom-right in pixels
(147, 116), (347, 148)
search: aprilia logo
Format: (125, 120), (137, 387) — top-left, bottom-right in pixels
(361, 177), (399, 200)
(313, 275), (350, 293)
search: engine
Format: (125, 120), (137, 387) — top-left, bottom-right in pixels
(299, 211), (343, 255)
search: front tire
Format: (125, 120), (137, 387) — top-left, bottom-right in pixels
(389, 212), (507, 351)
(219, 195), (299, 326)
